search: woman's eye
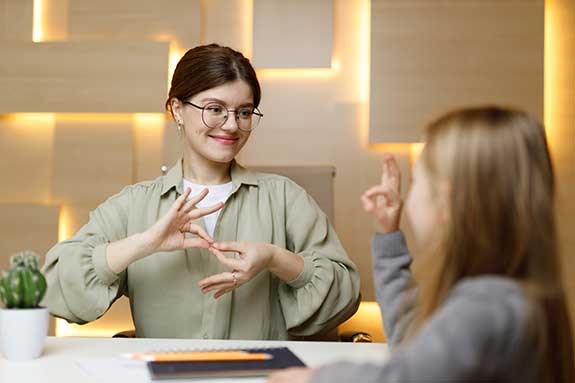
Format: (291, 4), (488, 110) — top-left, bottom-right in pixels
(238, 110), (253, 118)
(207, 105), (223, 113)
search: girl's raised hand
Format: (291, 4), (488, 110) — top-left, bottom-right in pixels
(361, 154), (403, 233)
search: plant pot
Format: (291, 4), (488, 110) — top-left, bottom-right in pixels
(0, 307), (49, 360)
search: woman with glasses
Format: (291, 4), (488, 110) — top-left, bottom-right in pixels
(42, 44), (360, 340)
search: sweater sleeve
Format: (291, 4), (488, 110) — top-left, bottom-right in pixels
(372, 231), (416, 346)
(311, 279), (529, 383)
(278, 183), (361, 336)
(40, 187), (131, 323)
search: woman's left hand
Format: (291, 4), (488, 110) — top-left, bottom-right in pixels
(198, 241), (276, 299)
(267, 367), (314, 383)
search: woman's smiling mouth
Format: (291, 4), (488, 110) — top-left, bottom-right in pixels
(209, 134), (240, 145)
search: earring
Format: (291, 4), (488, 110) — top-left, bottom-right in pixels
(177, 121), (183, 131)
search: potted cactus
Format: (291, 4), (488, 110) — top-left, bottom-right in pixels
(0, 251), (49, 360)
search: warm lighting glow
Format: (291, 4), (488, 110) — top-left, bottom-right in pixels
(369, 143), (424, 167)
(338, 301), (385, 342)
(55, 319), (121, 337)
(544, 1), (558, 144)
(58, 205), (72, 242)
(243, 0), (254, 59)
(54, 113), (133, 122)
(168, 44), (187, 91)
(33, 0), (44, 42)
(133, 113), (164, 127)
(410, 143), (424, 165)
(2, 113), (54, 124)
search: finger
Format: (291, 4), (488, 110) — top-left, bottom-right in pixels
(198, 271), (236, 289)
(212, 241), (245, 253)
(182, 237), (211, 249)
(202, 281), (235, 294)
(180, 188), (209, 214)
(185, 223), (213, 243)
(208, 247), (242, 270)
(189, 202), (225, 219)
(360, 193), (376, 212)
(172, 188), (192, 211)
(214, 286), (236, 299)
(382, 155), (401, 191)
(363, 185), (387, 199)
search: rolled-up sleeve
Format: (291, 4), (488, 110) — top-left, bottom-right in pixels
(278, 183), (361, 336)
(41, 187), (131, 324)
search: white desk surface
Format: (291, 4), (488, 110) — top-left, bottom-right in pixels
(0, 336), (390, 382)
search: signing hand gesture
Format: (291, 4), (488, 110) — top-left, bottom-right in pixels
(145, 188), (223, 252)
(361, 154), (403, 234)
(198, 241), (276, 299)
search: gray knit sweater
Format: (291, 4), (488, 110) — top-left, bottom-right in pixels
(311, 231), (537, 383)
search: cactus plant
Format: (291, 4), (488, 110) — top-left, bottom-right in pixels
(0, 251), (47, 309)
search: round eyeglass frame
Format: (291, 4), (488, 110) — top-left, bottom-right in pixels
(182, 100), (263, 132)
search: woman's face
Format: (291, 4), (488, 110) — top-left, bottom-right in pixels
(173, 80), (254, 164)
(404, 157), (447, 253)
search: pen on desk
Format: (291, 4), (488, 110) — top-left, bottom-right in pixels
(122, 350), (273, 362)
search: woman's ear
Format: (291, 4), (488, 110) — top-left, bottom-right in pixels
(170, 98), (184, 125)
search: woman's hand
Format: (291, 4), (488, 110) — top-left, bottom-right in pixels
(198, 241), (277, 299)
(106, 188), (223, 274)
(267, 367), (314, 383)
(144, 188), (223, 253)
(361, 154), (403, 234)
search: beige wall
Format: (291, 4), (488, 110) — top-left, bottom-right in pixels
(0, 0), (571, 340)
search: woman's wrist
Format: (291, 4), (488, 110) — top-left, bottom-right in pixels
(105, 232), (156, 274)
(266, 245), (304, 282)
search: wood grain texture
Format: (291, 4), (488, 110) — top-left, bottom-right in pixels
(0, 204), (59, 271)
(0, 0), (33, 41)
(0, 115), (53, 203)
(253, 0), (333, 68)
(370, 0), (544, 143)
(51, 116), (133, 205)
(201, 0), (249, 54)
(68, 0), (200, 49)
(0, 41), (169, 113)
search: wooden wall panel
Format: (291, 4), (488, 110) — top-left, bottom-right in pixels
(0, 41), (169, 113)
(370, 0), (544, 143)
(42, 0), (69, 41)
(0, 115), (53, 203)
(68, 0), (200, 49)
(0, 204), (59, 271)
(51, 116), (133, 206)
(0, 0), (33, 41)
(201, 0), (248, 53)
(133, 114), (165, 183)
(253, 0), (333, 68)
(249, 166), (336, 223)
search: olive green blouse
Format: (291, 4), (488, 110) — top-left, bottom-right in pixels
(42, 159), (360, 340)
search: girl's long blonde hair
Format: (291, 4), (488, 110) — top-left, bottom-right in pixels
(407, 106), (574, 382)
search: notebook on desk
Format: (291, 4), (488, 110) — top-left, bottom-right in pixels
(146, 347), (306, 380)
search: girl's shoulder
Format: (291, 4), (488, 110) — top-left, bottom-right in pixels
(446, 276), (529, 345)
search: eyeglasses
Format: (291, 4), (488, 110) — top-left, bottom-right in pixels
(183, 101), (263, 132)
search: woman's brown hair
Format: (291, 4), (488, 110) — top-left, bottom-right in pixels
(165, 44), (261, 115)
(407, 106), (574, 382)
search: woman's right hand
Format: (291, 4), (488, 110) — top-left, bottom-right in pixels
(361, 154), (403, 234)
(143, 188), (223, 253)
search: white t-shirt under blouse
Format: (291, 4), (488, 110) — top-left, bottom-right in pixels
(182, 179), (233, 238)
